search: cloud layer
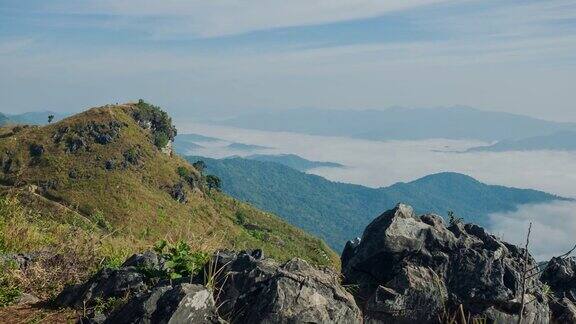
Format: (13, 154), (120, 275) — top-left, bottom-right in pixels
(488, 201), (576, 261)
(178, 122), (576, 260)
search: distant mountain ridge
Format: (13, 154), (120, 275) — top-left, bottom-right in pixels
(219, 107), (576, 141)
(245, 154), (344, 171)
(186, 155), (567, 250)
(7, 111), (66, 125)
(467, 130), (576, 152)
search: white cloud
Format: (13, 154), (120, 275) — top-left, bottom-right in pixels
(488, 201), (576, 261)
(53, 0), (454, 37)
(175, 122), (576, 198)
(176, 123), (576, 260)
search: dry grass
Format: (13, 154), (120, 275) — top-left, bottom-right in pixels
(0, 103), (337, 270)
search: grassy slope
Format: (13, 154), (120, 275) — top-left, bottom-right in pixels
(187, 156), (565, 251)
(0, 104), (336, 288)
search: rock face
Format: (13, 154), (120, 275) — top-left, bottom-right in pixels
(541, 257), (576, 323)
(212, 250), (362, 324)
(105, 283), (222, 324)
(342, 204), (549, 324)
(55, 249), (360, 324)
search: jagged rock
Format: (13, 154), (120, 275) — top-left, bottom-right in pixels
(16, 293), (40, 305)
(170, 182), (187, 203)
(69, 169), (78, 179)
(122, 250), (165, 270)
(95, 134), (113, 145)
(55, 267), (148, 309)
(105, 283), (222, 324)
(105, 160), (115, 170)
(541, 257), (576, 322)
(66, 137), (86, 153)
(342, 203), (549, 324)
(212, 250), (362, 324)
(29, 144), (44, 157)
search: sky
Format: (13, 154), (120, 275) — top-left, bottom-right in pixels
(1, 0), (576, 121)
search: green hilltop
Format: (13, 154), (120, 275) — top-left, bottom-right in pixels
(0, 102), (337, 299)
(186, 156), (567, 251)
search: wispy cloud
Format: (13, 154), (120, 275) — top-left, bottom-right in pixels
(47, 0), (455, 38)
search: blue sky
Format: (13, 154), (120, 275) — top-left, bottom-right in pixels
(1, 0), (575, 120)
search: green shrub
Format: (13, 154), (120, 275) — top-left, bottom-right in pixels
(177, 166), (190, 178)
(205, 175), (222, 192)
(154, 132), (170, 149)
(235, 210), (247, 225)
(0, 262), (21, 307)
(92, 210), (112, 231)
(153, 240), (209, 279)
(134, 100), (177, 149)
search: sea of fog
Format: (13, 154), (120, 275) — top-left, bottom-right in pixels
(177, 121), (576, 260)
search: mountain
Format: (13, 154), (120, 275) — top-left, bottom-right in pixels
(219, 107), (576, 141)
(0, 102), (337, 277)
(7, 111), (66, 125)
(245, 154), (344, 171)
(186, 156), (566, 250)
(173, 140), (205, 155)
(0, 112), (11, 126)
(177, 133), (222, 143)
(467, 130), (576, 152)
(227, 142), (271, 151)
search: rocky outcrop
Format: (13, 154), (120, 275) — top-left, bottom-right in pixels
(105, 283), (222, 324)
(53, 203), (574, 323)
(55, 249), (360, 324)
(342, 204), (549, 324)
(541, 257), (576, 323)
(55, 251), (162, 318)
(211, 250), (362, 324)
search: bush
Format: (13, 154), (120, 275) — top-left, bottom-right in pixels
(0, 260), (21, 307)
(177, 166), (190, 178)
(192, 160), (206, 173)
(134, 100), (177, 149)
(235, 210), (247, 225)
(205, 175), (222, 192)
(153, 240), (209, 279)
(154, 132), (170, 149)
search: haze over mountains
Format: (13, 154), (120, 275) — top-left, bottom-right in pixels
(185, 155), (566, 250)
(219, 107), (576, 142)
(245, 154), (344, 172)
(467, 130), (576, 152)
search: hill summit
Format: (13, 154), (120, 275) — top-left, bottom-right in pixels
(0, 102), (336, 298)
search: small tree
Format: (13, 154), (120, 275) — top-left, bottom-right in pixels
(205, 175), (221, 192)
(48, 115), (55, 124)
(193, 160), (206, 174)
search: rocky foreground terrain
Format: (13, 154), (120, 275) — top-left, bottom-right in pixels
(12, 204), (569, 323)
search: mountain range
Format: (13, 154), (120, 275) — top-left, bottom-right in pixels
(244, 154), (344, 171)
(218, 106), (576, 142)
(185, 155), (567, 250)
(467, 130), (576, 152)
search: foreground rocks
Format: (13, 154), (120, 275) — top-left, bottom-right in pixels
(54, 203), (576, 323)
(342, 204), (549, 324)
(211, 250), (362, 323)
(55, 250), (361, 323)
(541, 257), (576, 323)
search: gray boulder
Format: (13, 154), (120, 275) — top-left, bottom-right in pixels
(55, 267), (148, 309)
(342, 204), (549, 324)
(212, 250), (362, 324)
(105, 283), (222, 324)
